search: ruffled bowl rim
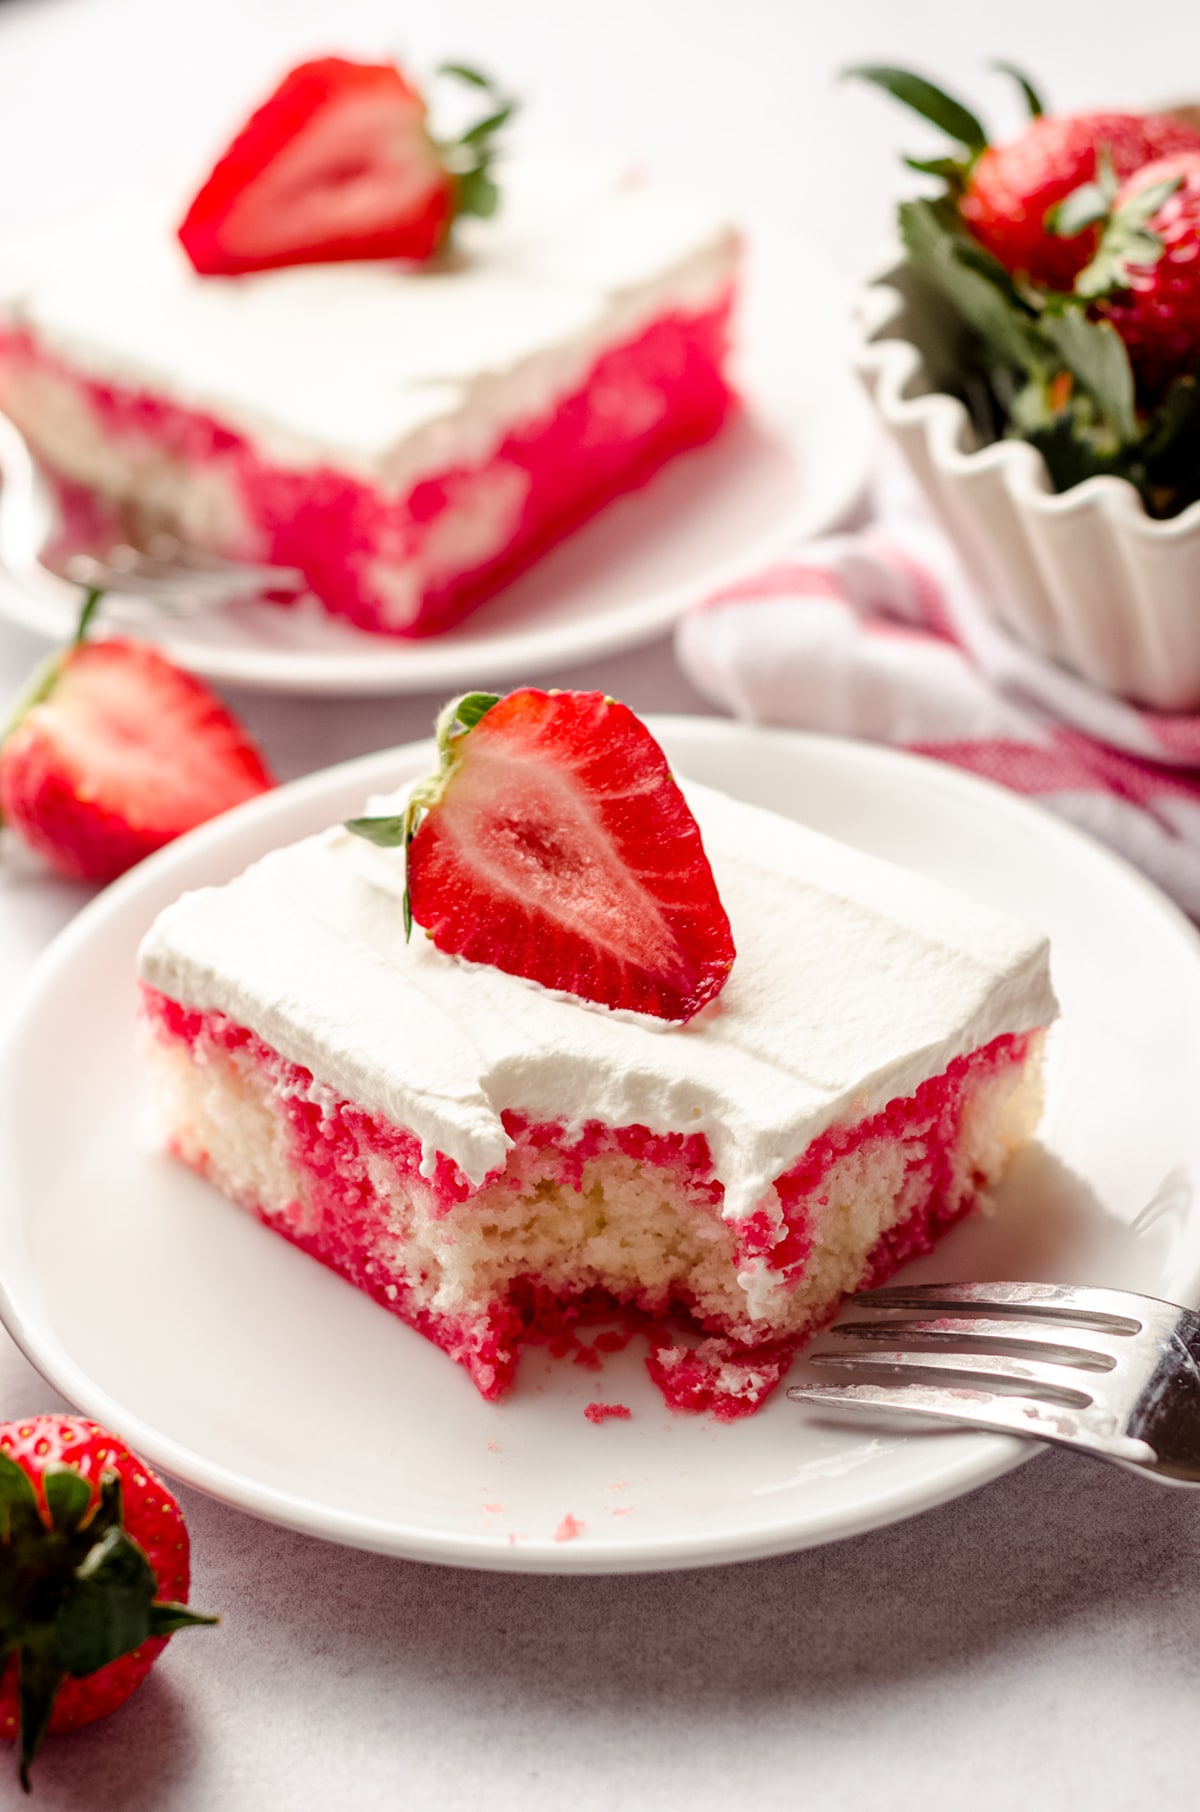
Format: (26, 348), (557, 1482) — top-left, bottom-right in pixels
(856, 270), (1200, 544)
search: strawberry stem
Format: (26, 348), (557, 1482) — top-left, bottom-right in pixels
(435, 65), (519, 224)
(74, 585), (105, 647)
(346, 691), (502, 940)
(0, 586), (106, 828)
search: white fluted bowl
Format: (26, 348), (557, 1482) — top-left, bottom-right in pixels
(857, 266), (1200, 712)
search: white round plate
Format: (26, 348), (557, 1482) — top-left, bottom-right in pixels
(2, 721), (1199, 1573)
(0, 232), (873, 697)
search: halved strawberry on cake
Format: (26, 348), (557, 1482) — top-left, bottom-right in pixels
(138, 692), (1056, 1418)
(0, 58), (739, 639)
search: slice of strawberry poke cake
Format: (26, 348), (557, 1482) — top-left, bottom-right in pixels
(0, 58), (739, 639)
(138, 692), (1057, 1418)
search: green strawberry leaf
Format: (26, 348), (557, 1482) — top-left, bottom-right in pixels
(1020, 413), (1120, 490)
(460, 103), (514, 147)
(903, 154), (969, 184)
(990, 60), (1045, 119)
(1040, 310), (1138, 442)
(54, 1526), (158, 1678)
(844, 65), (988, 153)
(346, 797), (423, 940)
(898, 197), (1042, 372)
(438, 61), (494, 90)
(148, 1601), (219, 1639)
(1047, 181), (1113, 239)
(1137, 374), (1200, 512)
(449, 691), (501, 731)
(345, 815), (408, 848)
(456, 167), (500, 220)
(42, 1467), (93, 1536)
(17, 1644), (63, 1793)
(346, 691), (502, 944)
(1075, 171), (1182, 298)
(89, 1470), (125, 1538)
(435, 65), (517, 234)
(1143, 371), (1200, 461)
(1047, 147), (1118, 240)
(0, 1452), (39, 1524)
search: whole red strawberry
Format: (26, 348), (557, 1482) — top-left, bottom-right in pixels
(1090, 154), (1200, 391)
(179, 56), (516, 277)
(961, 112), (1200, 288)
(848, 65), (1200, 289)
(0, 590), (274, 883)
(0, 1415), (215, 1791)
(347, 689), (736, 1022)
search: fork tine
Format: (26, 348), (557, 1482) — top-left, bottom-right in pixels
(833, 1317), (1126, 1368)
(853, 1281), (1153, 1332)
(786, 1379), (1158, 1466)
(809, 1343), (1099, 1406)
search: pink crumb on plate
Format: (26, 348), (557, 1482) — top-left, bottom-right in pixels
(585, 1402), (633, 1424)
(554, 1513), (587, 1542)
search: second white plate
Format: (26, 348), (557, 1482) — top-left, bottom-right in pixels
(3, 722), (1199, 1571)
(0, 231), (873, 696)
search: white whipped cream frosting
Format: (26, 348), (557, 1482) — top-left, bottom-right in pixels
(138, 780), (1057, 1223)
(0, 156), (739, 484)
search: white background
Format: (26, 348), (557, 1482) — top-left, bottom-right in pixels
(3, 1), (1200, 1807)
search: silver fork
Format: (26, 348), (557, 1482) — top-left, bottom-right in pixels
(0, 411), (306, 619)
(786, 1281), (1200, 1485)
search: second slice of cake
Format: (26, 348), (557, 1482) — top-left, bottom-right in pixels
(138, 763), (1056, 1419)
(0, 156), (737, 639)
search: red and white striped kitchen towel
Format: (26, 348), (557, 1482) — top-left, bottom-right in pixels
(676, 463), (1200, 919)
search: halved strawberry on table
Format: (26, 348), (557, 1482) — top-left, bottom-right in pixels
(178, 55), (516, 276)
(0, 590), (274, 883)
(347, 689), (736, 1023)
(0, 1414), (215, 1792)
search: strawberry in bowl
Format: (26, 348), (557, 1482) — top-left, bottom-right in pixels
(850, 63), (1200, 709)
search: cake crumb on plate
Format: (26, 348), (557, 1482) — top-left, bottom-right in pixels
(585, 1402), (632, 1424)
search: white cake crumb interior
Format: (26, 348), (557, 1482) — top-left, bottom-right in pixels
(145, 1021), (1044, 1342)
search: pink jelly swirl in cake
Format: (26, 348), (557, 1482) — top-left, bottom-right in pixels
(0, 297), (733, 638)
(142, 985), (1040, 1418)
(137, 776), (1057, 1421)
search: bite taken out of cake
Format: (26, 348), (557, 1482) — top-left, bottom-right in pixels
(0, 58), (740, 640)
(137, 691), (1057, 1419)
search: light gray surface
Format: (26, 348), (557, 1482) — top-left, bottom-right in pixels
(3, 0), (1200, 1806)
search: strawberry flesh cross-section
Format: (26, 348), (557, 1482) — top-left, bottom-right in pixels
(347, 689), (736, 1022)
(178, 56), (517, 276)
